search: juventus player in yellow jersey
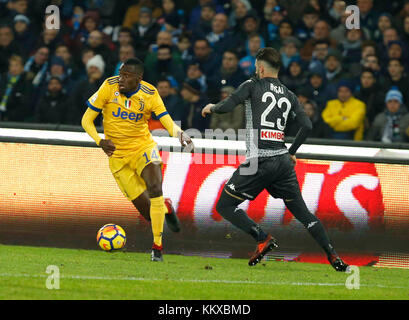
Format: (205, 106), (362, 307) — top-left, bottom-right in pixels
(82, 58), (193, 261)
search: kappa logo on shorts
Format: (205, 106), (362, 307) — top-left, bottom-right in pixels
(227, 183), (236, 191)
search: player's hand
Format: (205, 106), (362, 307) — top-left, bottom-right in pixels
(178, 131), (194, 153)
(201, 104), (215, 117)
(99, 139), (116, 157)
(289, 154), (297, 165)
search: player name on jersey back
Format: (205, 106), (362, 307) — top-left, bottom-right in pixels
(260, 129), (284, 142)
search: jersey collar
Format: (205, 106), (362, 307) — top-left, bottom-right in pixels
(123, 84), (141, 98)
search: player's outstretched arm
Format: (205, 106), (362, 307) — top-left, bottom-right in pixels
(81, 108), (102, 145)
(159, 113), (194, 152)
(81, 108), (116, 156)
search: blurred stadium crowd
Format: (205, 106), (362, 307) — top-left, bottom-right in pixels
(1, 0), (409, 143)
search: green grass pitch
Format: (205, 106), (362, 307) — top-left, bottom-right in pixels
(0, 244), (408, 300)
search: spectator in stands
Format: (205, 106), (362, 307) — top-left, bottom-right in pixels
(355, 68), (385, 131)
(295, 5), (319, 43)
(386, 41), (408, 70)
(113, 44), (135, 76)
(13, 14), (36, 55)
(233, 11), (264, 57)
(228, 0), (252, 33)
(36, 28), (62, 56)
(24, 46), (49, 89)
(322, 80), (366, 141)
(270, 19), (294, 50)
(306, 67), (336, 113)
(176, 32), (193, 67)
(210, 85), (244, 132)
(280, 59), (308, 93)
(156, 77), (184, 123)
(122, 0), (162, 29)
(69, 54), (105, 125)
(158, 0), (184, 34)
(330, 9), (350, 44)
(263, 5), (286, 44)
(367, 87), (409, 143)
(4, 0), (29, 24)
(186, 62), (207, 93)
(308, 39), (329, 74)
(280, 36), (301, 70)
(191, 38), (221, 79)
(0, 25), (22, 74)
(44, 56), (74, 94)
(302, 99), (332, 139)
(373, 13), (393, 43)
(34, 76), (69, 124)
(300, 20), (337, 61)
(262, 0), (280, 21)
(339, 29), (364, 69)
(324, 50), (349, 87)
(131, 7), (161, 60)
(351, 40), (378, 77)
(208, 50), (247, 101)
(189, 0), (224, 31)
(192, 4), (217, 39)
(116, 27), (134, 48)
(144, 44), (185, 88)
(0, 55), (32, 122)
(180, 79), (210, 131)
(75, 47), (95, 82)
(361, 53), (386, 86)
(203, 13), (232, 55)
(383, 59), (409, 106)
(54, 44), (78, 81)
(85, 30), (116, 75)
(378, 27), (399, 60)
(149, 30), (177, 54)
(239, 33), (265, 77)
(357, 0), (379, 33)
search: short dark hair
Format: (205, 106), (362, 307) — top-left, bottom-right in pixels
(124, 57), (144, 74)
(388, 58), (403, 66)
(156, 77), (171, 86)
(255, 47), (281, 71)
(361, 68), (375, 77)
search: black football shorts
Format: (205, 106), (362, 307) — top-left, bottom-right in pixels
(224, 153), (302, 201)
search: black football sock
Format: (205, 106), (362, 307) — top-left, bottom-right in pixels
(216, 190), (267, 242)
(284, 197), (337, 257)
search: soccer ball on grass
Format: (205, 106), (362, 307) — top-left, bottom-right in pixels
(97, 224), (126, 251)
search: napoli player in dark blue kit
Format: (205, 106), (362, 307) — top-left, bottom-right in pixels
(202, 48), (348, 271)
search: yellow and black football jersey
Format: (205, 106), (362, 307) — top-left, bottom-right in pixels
(87, 76), (168, 158)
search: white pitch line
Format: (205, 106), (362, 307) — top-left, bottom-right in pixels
(0, 273), (407, 290)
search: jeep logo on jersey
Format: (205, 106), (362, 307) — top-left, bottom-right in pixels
(260, 129), (284, 142)
(112, 107), (143, 121)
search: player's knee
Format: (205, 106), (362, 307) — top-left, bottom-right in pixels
(146, 183), (163, 198)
